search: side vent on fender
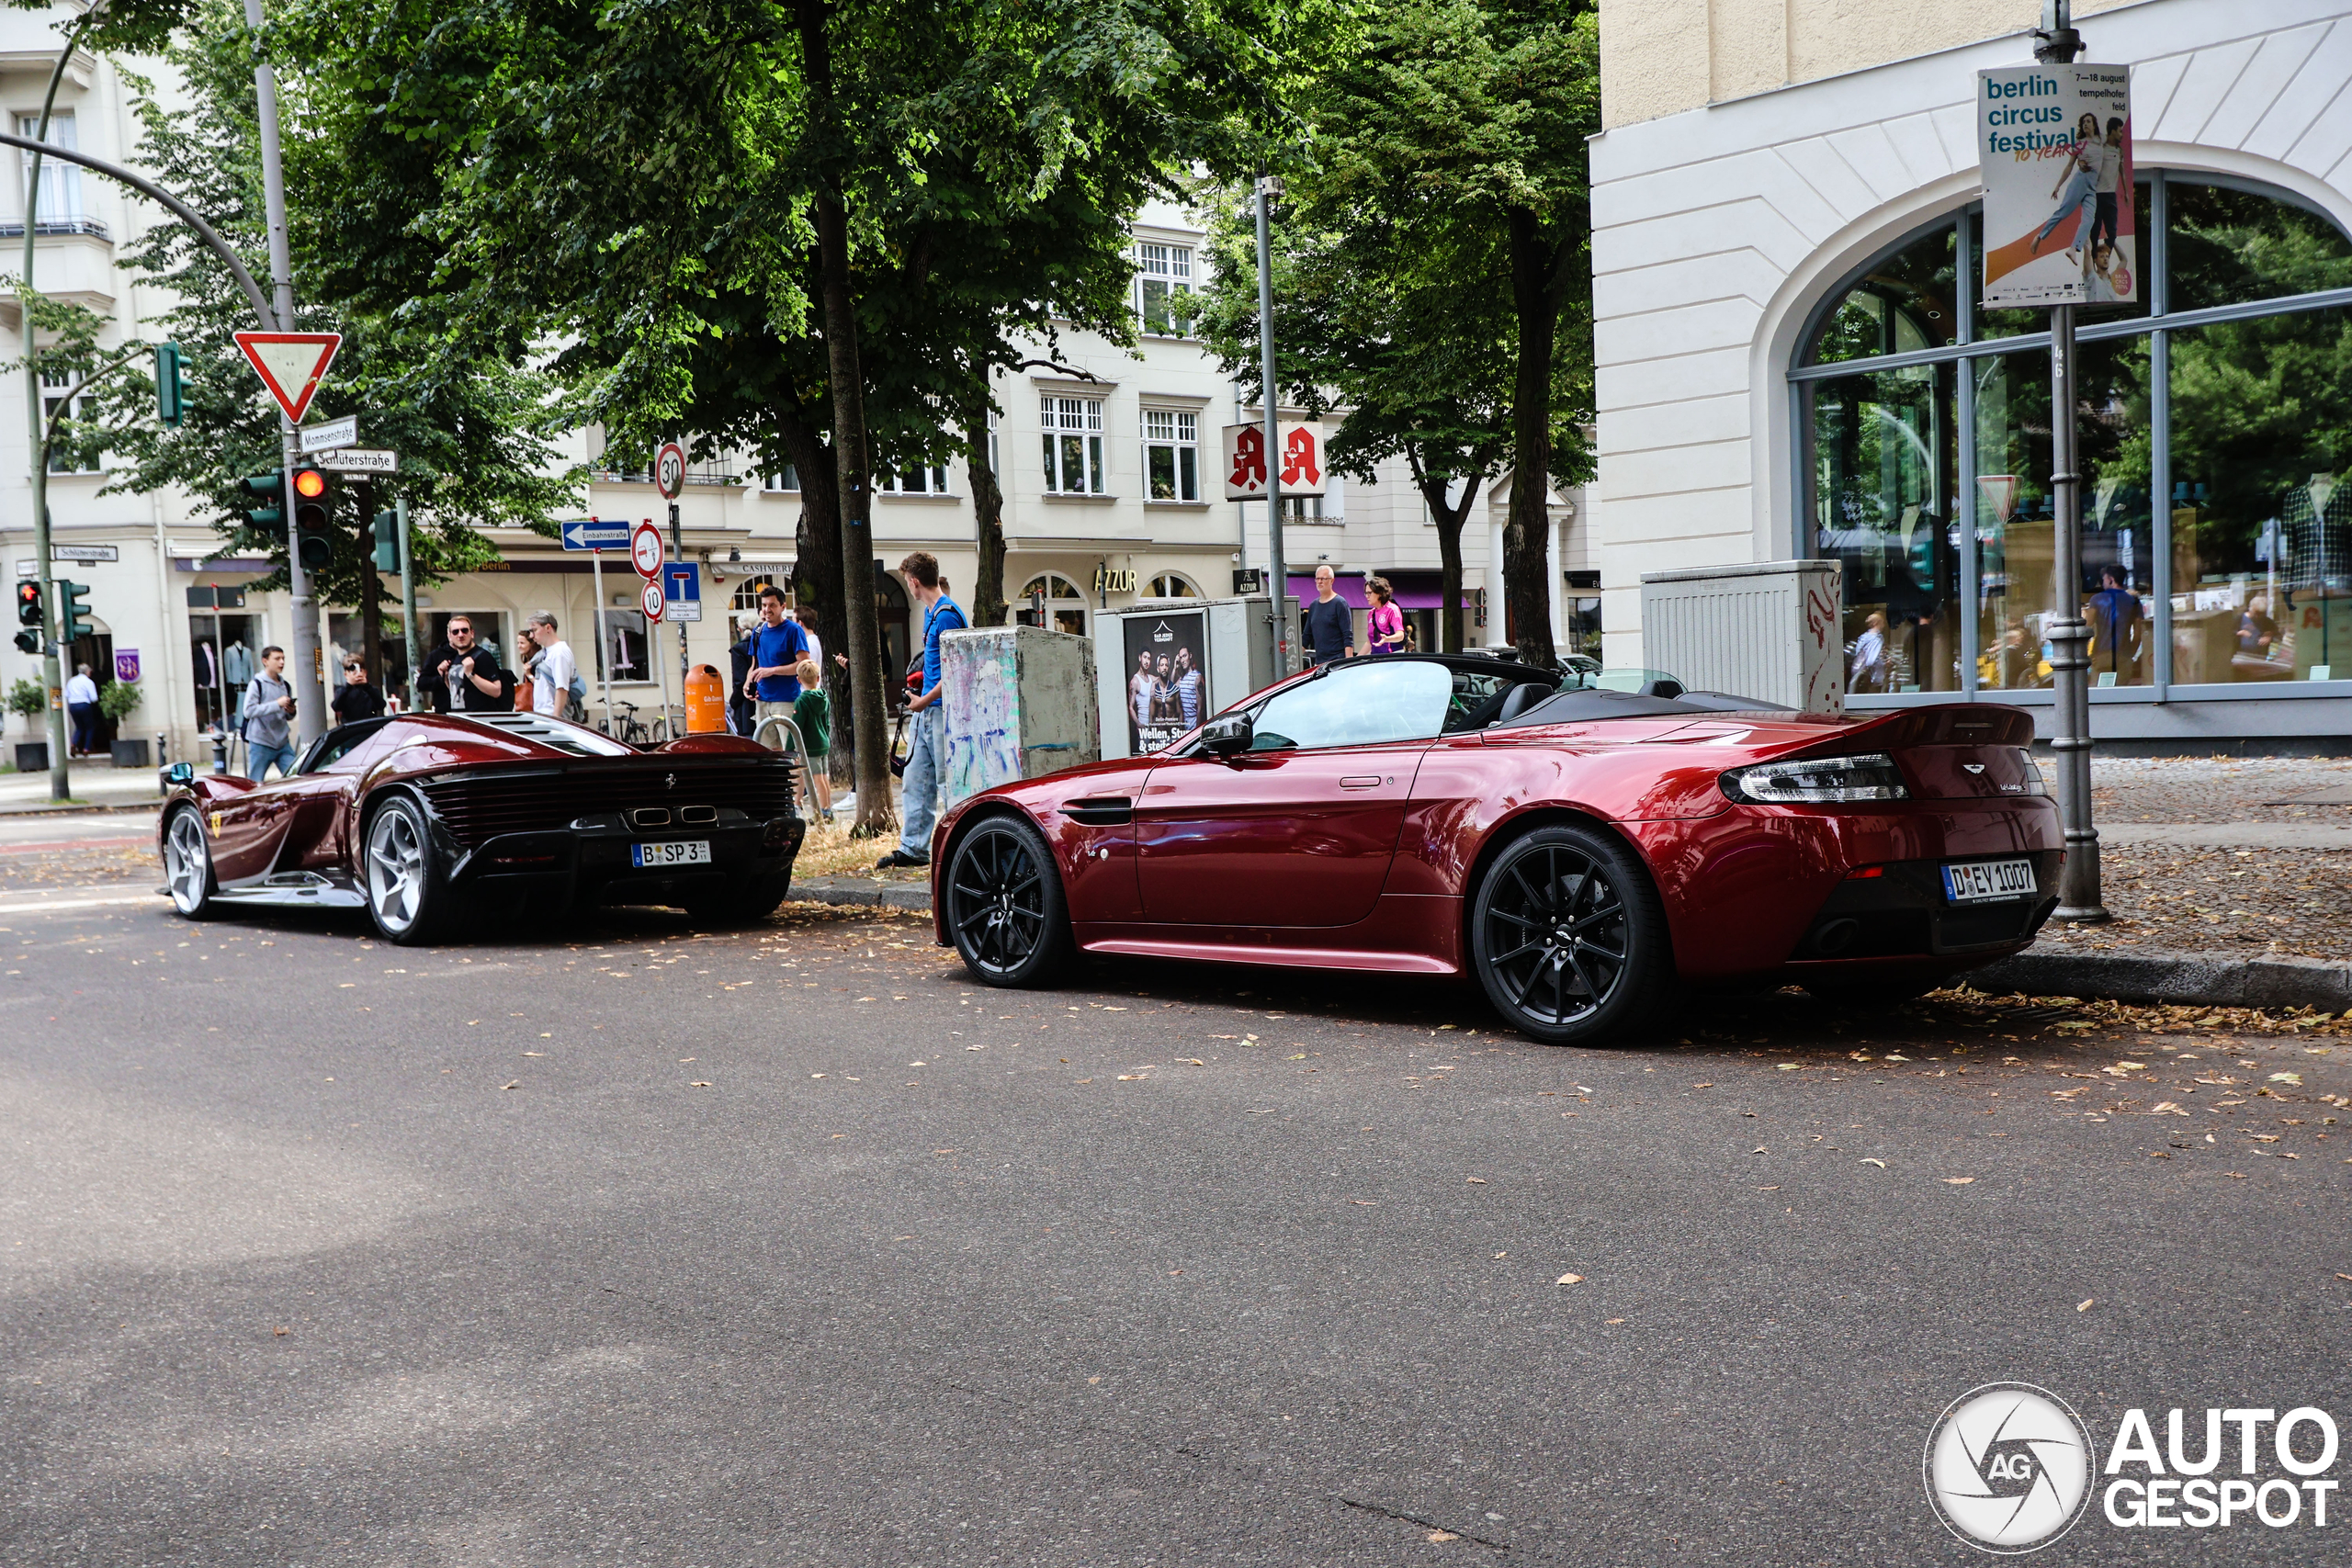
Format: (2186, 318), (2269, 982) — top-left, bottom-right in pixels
(1059, 797), (1134, 827)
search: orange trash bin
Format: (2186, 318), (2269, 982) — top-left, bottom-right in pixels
(684, 663), (727, 734)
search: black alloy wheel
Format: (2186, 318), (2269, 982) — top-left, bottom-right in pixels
(1470, 823), (1668, 1045)
(944, 815), (1071, 987)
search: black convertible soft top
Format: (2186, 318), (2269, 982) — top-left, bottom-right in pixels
(1495, 685), (1789, 728)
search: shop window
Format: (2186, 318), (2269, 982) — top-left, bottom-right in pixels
(1794, 172), (2352, 696)
(1143, 409), (1199, 501)
(1146, 572), (1199, 599)
(1018, 572), (1088, 637)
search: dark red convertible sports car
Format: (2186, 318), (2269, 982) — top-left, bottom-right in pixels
(932, 653), (2062, 1044)
(158, 710), (804, 943)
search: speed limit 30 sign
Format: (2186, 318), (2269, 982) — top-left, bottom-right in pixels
(654, 441), (686, 501)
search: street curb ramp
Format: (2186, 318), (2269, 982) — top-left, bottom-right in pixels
(1970, 949), (2352, 1013)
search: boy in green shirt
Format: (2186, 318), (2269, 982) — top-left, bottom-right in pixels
(793, 659), (832, 822)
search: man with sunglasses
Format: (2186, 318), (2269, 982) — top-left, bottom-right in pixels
(418, 615), (514, 714)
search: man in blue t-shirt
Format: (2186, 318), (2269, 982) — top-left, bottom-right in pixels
(742, 584), (809, 743)
(878, 551), (966, 868)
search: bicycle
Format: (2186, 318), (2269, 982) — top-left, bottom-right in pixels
(605, 700), (650, 747)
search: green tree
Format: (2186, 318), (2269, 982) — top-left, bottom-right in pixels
(1202, 0), (1599, 665)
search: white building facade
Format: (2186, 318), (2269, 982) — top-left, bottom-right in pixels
(1591, 0), (2352, 742)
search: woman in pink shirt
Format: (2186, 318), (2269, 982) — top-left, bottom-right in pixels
(1366, 576), (1406, 655)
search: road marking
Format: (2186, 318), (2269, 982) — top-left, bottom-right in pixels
(0, 886), (161, 915)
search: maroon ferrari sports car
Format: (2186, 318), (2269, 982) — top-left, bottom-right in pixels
(157, 709), (805, 944)
(931, 653), (2062, 1044)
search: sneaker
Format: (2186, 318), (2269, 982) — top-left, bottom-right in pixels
(876, 849), (929, 870)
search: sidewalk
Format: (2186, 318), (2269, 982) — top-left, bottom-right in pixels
(0, 759), (169, 815)
(1972, 754), (2352, 1010)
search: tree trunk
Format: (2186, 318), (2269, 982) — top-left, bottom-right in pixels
(776, 406), (854, 787)
(957, 378), (1008, 628)
(798, 0), (894, 836)
(1410, 460), (1480, 655)
(1505, 205), (1559, 670)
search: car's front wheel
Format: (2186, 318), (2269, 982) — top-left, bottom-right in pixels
(364, 796), (453, 945)
(1469, 823), (1669, 1045)
(943, 814), (1071, 987)
(162, 805), (217, 919)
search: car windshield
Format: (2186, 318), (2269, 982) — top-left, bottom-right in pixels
(1249, 660), (1453, 750)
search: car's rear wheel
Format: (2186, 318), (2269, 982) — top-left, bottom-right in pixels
(944, 814), (1071, 987)
(1470, 823), (1668, 1046)
(162, 806), (217, 919)
(365, 796), (453, 945)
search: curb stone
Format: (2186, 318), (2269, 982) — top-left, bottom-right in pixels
(786, 876), (930, 915)
(1969, 948), (2352, 1013)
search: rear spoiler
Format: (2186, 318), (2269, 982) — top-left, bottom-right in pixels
(1825, 704), (2036, 750)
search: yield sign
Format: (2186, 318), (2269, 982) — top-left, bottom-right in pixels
(233, 331), (342, 423)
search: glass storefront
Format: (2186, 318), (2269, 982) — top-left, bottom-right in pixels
(1794, 173), (2352, 698)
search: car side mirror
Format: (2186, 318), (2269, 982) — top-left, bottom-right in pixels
(1198, 713), (1253, 758)
(164, 761), (195, 787)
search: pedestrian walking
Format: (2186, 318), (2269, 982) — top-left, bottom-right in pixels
(418, 615), (514, 713)
(1365, 577), (1406, 655)
(877, 551), (965, 869)
(1302, 564), (1355, 666)
(727, 615), (758, 737)
(64, 663), (99, 757)
(524, 612), (580, 717)
(240, 645), (299, 781)
(793, 658), (833, 821)
(743, 585), (810, 750)
(332, 659), (386, 725)
(1849, 611), (1891, 694)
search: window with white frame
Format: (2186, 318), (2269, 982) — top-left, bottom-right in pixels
(1136, 243), (1194, 336)
(40, 376), (96, 473)
(1147, 572), (1199, 598)
(1040, 396), (1106, 494)
(17, 112), (83, 224)
(1279, 494), (1324, 522)
(876, 463), (952, 496)
(1142, 409), (1199, 502)
(763, 463), (799, 492)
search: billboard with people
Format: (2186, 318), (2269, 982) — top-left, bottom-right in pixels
(1123, 611), (1207, 754)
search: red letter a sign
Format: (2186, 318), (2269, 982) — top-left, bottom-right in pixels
(233, 331), (343, 423)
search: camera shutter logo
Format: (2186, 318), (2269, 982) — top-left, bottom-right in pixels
(1924, 1382), (2093, 1553)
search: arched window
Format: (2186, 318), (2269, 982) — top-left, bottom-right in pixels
(1018, 572), (1088, 637)
(1145, 572), (1199, 599)
(1794, 172), (2352, 698)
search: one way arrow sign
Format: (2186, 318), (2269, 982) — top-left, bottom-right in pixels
(560, 519), (633, 551)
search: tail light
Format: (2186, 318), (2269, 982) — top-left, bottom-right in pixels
(2017, 749), (2050, 796)
(1721, 752), (1909, 806)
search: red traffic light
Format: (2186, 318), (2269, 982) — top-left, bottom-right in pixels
(16, 579), (41, 626)
(292, 468), (329, 500)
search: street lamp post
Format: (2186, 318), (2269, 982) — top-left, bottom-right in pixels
(2033, 2), (2108, 923)
(1253, 174), (1291, 681)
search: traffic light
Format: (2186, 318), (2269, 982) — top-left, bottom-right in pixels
(59, 581), (93, 643)
(13, 579), (40, 654)
(155, 342), (185, 427)
(371, 508), (400, 574)
(292, 467), (334, 572)
(240, 472), (283, 532)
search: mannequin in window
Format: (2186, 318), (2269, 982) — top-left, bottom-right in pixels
(222, 638), (253, 688)
(2280, 472), (2349, 592)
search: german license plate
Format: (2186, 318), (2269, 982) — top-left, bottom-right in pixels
(1942, 858), (2035, 904)
(631, 840), (710, 869)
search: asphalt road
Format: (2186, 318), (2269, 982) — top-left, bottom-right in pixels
(4, 893), (2349, 1565)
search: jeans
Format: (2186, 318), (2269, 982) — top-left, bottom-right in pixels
(68, 704), (97, 754)
(897, 705), (944, 857)
(2035, 174), (2096, 248)
(246, 741), (297, 782)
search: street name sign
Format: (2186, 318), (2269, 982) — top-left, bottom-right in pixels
(561, 519), (632, 552)
(662, 562), (702, 623)
(299, 414), (358, 454)
(316, 447), (398, 474)
(233, 330), (343, 423)
(639, 580), (665, 622)
(630, 520), (664, 579)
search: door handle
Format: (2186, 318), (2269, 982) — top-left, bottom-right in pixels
(1339, 775), (1382, 790)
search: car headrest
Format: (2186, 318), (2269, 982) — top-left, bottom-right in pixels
(1496, 682), (1548, 724)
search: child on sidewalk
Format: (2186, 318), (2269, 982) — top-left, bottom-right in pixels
(793, 658), (832, 822)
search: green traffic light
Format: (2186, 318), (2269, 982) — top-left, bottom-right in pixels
(59, 580), (93, 642)
(371, 510), (399, 573)
(241, 472), (283, 532)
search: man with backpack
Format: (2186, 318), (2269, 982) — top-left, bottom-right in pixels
(525, 612), (582, 719)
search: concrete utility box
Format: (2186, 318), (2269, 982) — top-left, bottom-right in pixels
(1095, 594), (1294, 760)
(940, 625), (1099, 807)
(1639, 559), (1844, 714)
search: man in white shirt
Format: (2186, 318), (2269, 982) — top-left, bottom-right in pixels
(793, 604), (825, 678)
(64, 663), (99, 757)
(525, 612), (578, 717)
